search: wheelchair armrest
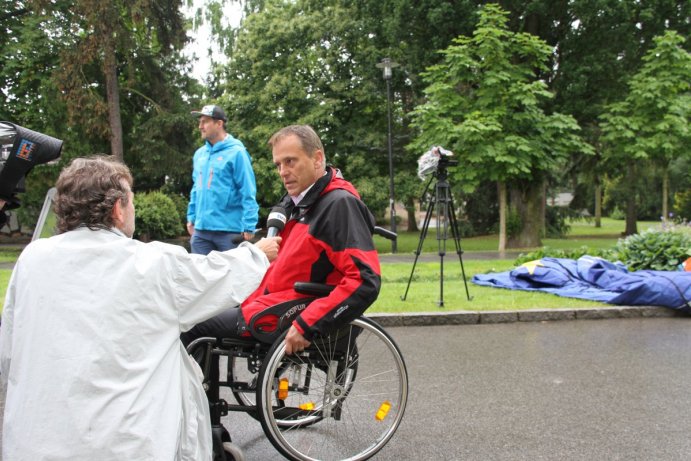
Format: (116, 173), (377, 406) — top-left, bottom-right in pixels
(294, 282), (335, 297)
(373, 226), (397, 241)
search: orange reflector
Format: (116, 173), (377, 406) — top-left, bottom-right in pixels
(375, 401), (391, 421)
(278, 378), (289, 400)
(299, 402), (315, 410)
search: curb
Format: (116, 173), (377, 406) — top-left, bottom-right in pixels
(367, 305), (689, 327)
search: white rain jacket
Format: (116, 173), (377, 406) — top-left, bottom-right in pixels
(0, 227), (269, 460)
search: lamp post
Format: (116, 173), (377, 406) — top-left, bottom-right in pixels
(376, 57), (399, 253)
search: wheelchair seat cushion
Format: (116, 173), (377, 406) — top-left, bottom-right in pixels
(243, 296), (317, 343)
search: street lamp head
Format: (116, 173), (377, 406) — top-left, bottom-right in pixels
(376, 58), (399, 80)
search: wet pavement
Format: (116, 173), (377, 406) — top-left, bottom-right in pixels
(218, 317), (691, 460)
(2, 318), (690, 459)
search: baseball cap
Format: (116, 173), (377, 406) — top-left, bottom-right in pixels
(191, 105), (227, 122)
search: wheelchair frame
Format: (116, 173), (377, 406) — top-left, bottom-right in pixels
(187, 303), (408, 461)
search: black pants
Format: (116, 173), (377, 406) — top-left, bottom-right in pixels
(180, 307), (243, 348)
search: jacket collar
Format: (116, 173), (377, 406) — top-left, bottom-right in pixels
(280, 167), (335, 218)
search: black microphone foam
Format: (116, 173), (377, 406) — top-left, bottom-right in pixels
(266, 206), (287, 237)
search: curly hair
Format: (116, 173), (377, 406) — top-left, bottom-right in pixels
(54, 156), (133, 233)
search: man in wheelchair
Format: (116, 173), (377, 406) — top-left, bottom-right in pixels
(181, 126), (410, 461)
(182, 124), (382, 351)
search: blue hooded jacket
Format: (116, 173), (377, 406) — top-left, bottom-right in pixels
(186, 134), (258, 233)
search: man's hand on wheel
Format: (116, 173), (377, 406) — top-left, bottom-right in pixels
(285, 325), (311, 355)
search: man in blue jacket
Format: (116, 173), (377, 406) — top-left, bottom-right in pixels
(187, 104), (259, 254)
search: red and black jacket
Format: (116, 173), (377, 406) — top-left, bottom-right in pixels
(240, 167), (381, 341)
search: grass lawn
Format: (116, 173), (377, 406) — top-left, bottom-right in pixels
(1, 269), (10, 313)
(369, 260), (609, 313)
(374, 218), (661, 254)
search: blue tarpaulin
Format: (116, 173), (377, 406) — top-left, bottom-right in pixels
(471, 255), (691, 313)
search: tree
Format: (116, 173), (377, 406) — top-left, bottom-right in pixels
(30, 0), (190, 162)
(216, 0), (390, 213)
(208, 0), (482, 224)
(409, 3), (592, 250)
(493, 0), (690, 229)
(600, 31), (690, 230)
(1, 1), (203, 229)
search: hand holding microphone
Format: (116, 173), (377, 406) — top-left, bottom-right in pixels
(253, 206), (287, 262)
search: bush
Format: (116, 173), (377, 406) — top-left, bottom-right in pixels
(673, 190), (691, 221)
(506, 208), (522, 238)
(164, 191), (189, 231)
(134, 191), (183, 241)
(613, 228), (691, 271)
(609, 206), (625, 220)
(545, 206), (572, 238)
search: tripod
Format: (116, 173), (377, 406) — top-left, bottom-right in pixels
(401, 163), (472, 306)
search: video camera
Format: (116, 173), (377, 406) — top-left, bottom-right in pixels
(0, 122), (63, 226)
(416, 146), (458, 180)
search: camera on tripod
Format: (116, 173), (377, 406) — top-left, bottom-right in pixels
(417, 146), (458, 180)
(403, 145), (471, 306)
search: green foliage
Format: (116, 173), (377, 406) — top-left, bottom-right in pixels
(601, 166), (671, 221)
(673, 190), (691, 221)
(409, 3), (593, 248)
(609, 207), (625, 221)
(601, 31), (690, 163)
(600, 31), (691, 219)
(613, 228), (691, 271)
(506, 208), (522, 239)
(456, 180), (499, 237)
(133, 191), (182, 241)
(514, 225), (690, 271)
(410, 4), (593, 190)
(160, 185), (190, 232)
(545, 206), (573, 239)
(221, 0), (388, 210)
(217, 0), (480, 216)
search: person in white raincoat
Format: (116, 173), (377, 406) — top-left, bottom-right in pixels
(0, 156), (280, 461)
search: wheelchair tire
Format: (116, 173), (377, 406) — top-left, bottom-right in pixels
(256, 317), (408, 461)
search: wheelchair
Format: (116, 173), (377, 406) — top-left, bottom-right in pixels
(186, 280), (409, 461)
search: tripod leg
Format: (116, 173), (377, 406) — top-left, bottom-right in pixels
(401, 192), (436, 301)
(437, 182), (447, 307)
(446, 190), (472, 301)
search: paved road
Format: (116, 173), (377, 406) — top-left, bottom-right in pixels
(2, 317), (690, 460)
(222, 317), (691, 460)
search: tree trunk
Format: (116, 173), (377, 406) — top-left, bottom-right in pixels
(497, 181), (507, 253)
(507, 181), (543, 249)
(540, 180), (546, 238)
(624, 163), (638, 236)
(662, 169), (669, 222)
(103, 32), (124, 162)
(406, 198), (419, 232)
(594, 177), (602, 228)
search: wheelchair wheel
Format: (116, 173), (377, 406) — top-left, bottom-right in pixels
(256, 317), (407, 461)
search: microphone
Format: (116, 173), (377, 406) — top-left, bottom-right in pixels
(266, 206), (287, 237)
